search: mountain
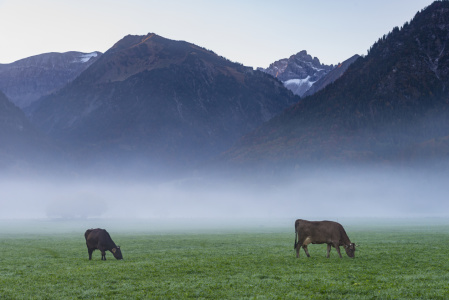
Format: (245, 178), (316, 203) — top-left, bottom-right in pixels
(302, 54), (360, 97)
(0, 90), (56, 170)
(28, 33), (298, 169)
(258, 50), (334, 97)
(222, 1), (449, 167)
(0, 51), (101, 108)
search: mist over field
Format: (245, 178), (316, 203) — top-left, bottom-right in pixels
(1, 164), (448, 222)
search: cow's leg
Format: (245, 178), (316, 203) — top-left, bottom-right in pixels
(296, 233), (307, 258)
(326, 244), (331, 258)
(334, 244), (343, 258)
(88, 248), (94, 260)
(302, 245), (310, 257)
(297, 237), (310, 258)
(302, 237), (312, 257)
(101, 250), (106, 260)
(298, 237), (311, 258)
(296, 242), (300, 258)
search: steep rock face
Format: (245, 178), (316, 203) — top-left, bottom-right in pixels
(29, 33), (298, 167)
(0, 51), (101, 108)
(302, 54), (360, 97)
(258, 50), (334, 96)
(223, 1), (449, 166)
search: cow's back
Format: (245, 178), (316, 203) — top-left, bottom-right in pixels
(85, 228), (105, 248)
(296, 219), (349, 243)
(317, 221), (348, 240)
(295, 219), (316, 235)
(85, 228), (116, 248)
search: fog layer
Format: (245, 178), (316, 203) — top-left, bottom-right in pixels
(0, 165), (447, 220)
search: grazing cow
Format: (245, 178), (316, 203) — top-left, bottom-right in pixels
(84, 228), (123, 260)
(294, 219), (356, 258)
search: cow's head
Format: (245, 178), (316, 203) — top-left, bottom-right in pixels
(111, 246), (123, 260)
(344, 243), (356, 258)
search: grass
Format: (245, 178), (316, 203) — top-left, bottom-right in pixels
(0, 220), (449, 299)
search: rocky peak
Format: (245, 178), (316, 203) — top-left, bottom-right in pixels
(223, 1), (449, 165)
(258, 50), (334, 96)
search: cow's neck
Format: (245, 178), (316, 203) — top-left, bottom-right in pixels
(340, 235), (351, 246)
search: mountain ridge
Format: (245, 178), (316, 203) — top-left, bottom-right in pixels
(302, 54), (360, 98)
(221, 1), (449, 167)
(0, 51), (101, 108)
(27, 33), (299, 169)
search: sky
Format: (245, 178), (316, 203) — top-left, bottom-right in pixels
(0, 0), (434, 67)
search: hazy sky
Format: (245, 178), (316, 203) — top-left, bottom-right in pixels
(0, 0), (434, 67)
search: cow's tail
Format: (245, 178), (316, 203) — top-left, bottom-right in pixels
(294, 229), (298, 250)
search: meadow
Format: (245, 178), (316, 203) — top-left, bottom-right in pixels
(0, 219), (448, 299)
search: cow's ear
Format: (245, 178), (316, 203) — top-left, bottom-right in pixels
(112, 248), (116, 253)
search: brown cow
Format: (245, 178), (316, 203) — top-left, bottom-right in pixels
(85, 228), (123, 260)
(294, 219), (356, 258)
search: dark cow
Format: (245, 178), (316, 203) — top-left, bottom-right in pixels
(84, 228), (123, 260)
(294, 219), (356, 258)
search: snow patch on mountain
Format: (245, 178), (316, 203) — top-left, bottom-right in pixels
(76, 52), (99, 63)
(284, 76), (315, 87)
(305, 61), (324, 72)
(258, 50), (334, 97)
(283, 76), (316, 96)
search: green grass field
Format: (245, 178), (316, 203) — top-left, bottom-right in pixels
(0, 219), (448, 299)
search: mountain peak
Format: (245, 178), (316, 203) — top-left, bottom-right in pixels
(258, 50), (333, 96)
(293, 50), (320, 65)
(82, 32), (223, 85)
(223, 1), (449, 166)
(28, 33), (298, 168)
(110, 33), (159, 51)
